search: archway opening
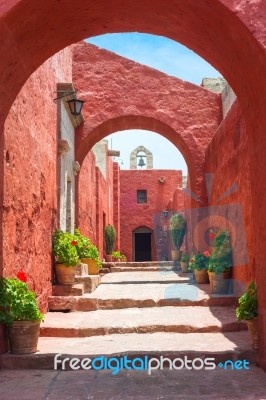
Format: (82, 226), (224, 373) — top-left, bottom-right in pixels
(133, 226), (153, 262)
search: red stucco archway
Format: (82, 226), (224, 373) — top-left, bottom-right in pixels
(73, 42), (222, 198)
(0, 0), (266, 368)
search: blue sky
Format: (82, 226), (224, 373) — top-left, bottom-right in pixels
(86, 33), (221, 174)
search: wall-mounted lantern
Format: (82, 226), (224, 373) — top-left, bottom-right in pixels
(54, 90), (85, 116)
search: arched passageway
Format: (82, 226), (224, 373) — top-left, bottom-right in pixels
(73, 42), (222, 199)
(0, 0), (265, 368)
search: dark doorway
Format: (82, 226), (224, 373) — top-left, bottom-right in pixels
(135, 232), (152, 261)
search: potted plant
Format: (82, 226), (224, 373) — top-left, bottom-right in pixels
(170, 214), (186, 261)
(208, 230), (232, 294)
(112, 251), (122, 262)
(0, 272), (44, 354)
(104, 225), (116, 262)
(189, 252), (209, 283)
(74, 229), (102, 275)
(180, 251), (190, 272)
(236, 281), (258, 349)
(52, 230), (80, 285)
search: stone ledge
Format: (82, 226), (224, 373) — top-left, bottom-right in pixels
(75, 263), (88, 276)
(75, 275), (101, 293)
(52, 284), (84, 297)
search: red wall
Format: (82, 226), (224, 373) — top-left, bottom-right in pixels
(3, 48), (73, 311)
(77, 151), (97, 245)
(78, 146), (116, 258)
(120, 169), (183, 261)
(205, 99), (254, 293)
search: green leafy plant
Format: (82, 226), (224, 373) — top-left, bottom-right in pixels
(52, 230), (79, 267)
(236, 281), (258, 321)
(189, 253), (209, 271)
(112, 251), (122, 260)
(170, 214), (187, 250)
(0, 275), (44, 325)
(208, 230), (232, 275)
(104, 225), (116, 255)
(74, 229), (102, 268)
(74, 228), (92, 258)
(181, 252), (190, 263)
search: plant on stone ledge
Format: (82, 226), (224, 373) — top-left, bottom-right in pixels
(170, 214), (187, 251)
(0, 274), (44, 325)
(74, 228), (92, 259)
(104, 225), (116, 255)
(52, 230), (79, 267)
(112, 251), (122, 260)
(236, 281), (258, 321)
(208, 230), (232, 275)
(189, 253), (209, 271)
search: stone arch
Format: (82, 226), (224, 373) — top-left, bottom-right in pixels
(73, 42), (222, 198)
(77, 115), (197, 196)
(0, 0), (266, 368)
(130, 146), (153, 170)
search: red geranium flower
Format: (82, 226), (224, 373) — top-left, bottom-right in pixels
(204, 251), (210, 257)
(17, 271), (27, 283)
(71, 240), (77, 246)
(209, 231), (215, 240)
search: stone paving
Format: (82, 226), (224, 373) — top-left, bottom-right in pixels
(0, 366), (266, 399)
(1, 268), (263, 398)
(40, 306), (246, 337)
(48, 271), (237, 311)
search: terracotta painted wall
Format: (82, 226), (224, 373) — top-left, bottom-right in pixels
(78, 147), (116, 259)
(204, 99), (254, 294)
(3, 47), (73, 311)
(77, 150), (97, 244)
(120, 169), (183, 261)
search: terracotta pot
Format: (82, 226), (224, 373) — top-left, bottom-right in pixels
(8, 320), (40, 354)
(81, 258), (99, 275)
(247, 317), (259, 350)
(0, 323), (8, 354)
(55, 264), (76, 285)
(105, 254), (113, 262)
(208, 271), (230, 294)
(180, 262), (189, 273)
(171, 250), (182, 261)
(194, 269), (209, 284)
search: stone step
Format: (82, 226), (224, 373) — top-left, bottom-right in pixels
(40, 306), (246, 338)
(110, 266), (178, 272)
(75, 275), (101, 293)
(1, 331), (257, 370)
(103, 261), (176, 268)
(52, 284), (84, 297)
(48, 282), (237, 311)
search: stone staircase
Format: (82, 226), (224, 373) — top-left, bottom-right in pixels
(0, 263), (257, 369)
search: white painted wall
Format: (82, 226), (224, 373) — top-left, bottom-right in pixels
(59, 102), (75, 233)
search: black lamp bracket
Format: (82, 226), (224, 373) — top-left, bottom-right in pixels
(53, 91), (76, 102)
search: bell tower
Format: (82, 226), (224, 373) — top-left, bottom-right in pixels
(130, 146), (153, 169)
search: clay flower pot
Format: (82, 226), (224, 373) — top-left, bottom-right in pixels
(105, 255), (113, 262)
(8, 320), (41, 354)
(180, 262), (189, 273)
(171, 250), (182, 261)
(246, 317), (259, 350)
(208, 271), (230, 294)
(81, 258), (99, 275)
(194, 269), (209, 284)
(55, 264), (76, 285)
